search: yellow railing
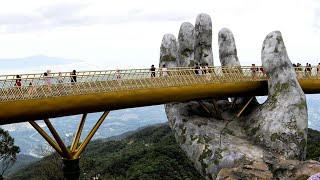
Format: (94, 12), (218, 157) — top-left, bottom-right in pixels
(0, 66), (318, 102)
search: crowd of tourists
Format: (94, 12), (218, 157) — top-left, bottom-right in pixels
(293, 63), (320, 77)
(14, 70), (77, 88)
(13, 62), (320, 89)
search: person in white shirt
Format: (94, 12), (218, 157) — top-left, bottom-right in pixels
(204, 63), (211, 81)
(199, 64), (203, 75)
(116, 69), (121, 79)
(57, 72), (63, 83)
(204, 63), (209, 74)
(162, 64), (168, 77)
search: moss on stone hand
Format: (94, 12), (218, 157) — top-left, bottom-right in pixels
(250, 125), (260, 136)
(197, 121), (208, 127)
(271, 133), (280, 141)
(299, 139), (306, 150)
(213, 148), (223, 165)
(178, 125), (187, 144)
(223, 128), (235, 136)
(276, 36), (283, 44)
(190, 135), (198, 142)
(295, 101), (306, 110)
(198, 144), (213, 174)
(204, 136), (212, 143)
(161, 54), (176, 61)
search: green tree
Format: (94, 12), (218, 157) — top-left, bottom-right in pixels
(0, 128), (20, 179)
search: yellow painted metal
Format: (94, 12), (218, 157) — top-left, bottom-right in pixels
(28, 121), (63, 156)
(44, 119), (71, 159)
(72, 111), (109, 159)
(0, 67), (319, 125)
(0, 81), (268, 124)
(0, 66), (269, 102)
(237, 97), (254, 117)
(70, 113), (87, 152)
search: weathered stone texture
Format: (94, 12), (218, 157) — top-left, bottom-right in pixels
(159, 33), (178, 68)
(160, 13), (313, 180)
(218, 28), (240, 67)
(194, 13), (213, 66)
(245, 31), (307, 160)
(216, 160), (320, 180)
(177, 22), (195, 67)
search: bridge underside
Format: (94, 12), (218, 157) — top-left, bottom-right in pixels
(0, 79), (318, 125)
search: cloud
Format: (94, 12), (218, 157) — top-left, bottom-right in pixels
(314, 0), (320, 30)
(0, 3), (193, 33)
(38, 3), (88, 18)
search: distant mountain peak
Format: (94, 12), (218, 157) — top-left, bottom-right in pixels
(0, 55), (83, 69)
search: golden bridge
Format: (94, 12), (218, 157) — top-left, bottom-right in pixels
(0, 66), (319, 124)
(1, 66), (319, 178)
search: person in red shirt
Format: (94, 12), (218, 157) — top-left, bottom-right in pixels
(15, 75), (22, 96)
(15, 75), (21, 86)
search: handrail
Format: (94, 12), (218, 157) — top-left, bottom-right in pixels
(0, 66), (318, 102)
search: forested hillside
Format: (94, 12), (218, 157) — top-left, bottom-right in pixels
(8, 124), (320, 180)
(8, 124), (204, 180)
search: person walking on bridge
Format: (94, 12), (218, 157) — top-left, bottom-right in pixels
(297, 63), (303, 78)
(43, 72), (52, 94)
(204, 63), (211, 81)
(161, 64), (168, 77)
(150, 65), (156, 77)
(305, 63), (309, 77)
(15, 75), (22, 96)
(199, 64), (203, 75)
(15, 75), (21, 87)
(194, 63), (200, 75)
(308, 64), (312, 77)
(44, 70), (52, 85)
(116, 69), (121, 79)
(71, 70), (77, 84)
(251, 64), (257, 79)
(57, 72), (63, 84)
(28, 82), (36, 96)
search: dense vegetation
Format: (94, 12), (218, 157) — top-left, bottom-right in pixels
(8, 124), (204, 180)
(0, 128), (20, 178)
(7, 124), (320, 180)
(307, 128), (320, 160)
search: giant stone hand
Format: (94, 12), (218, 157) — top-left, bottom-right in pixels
(159, 13), (320, 180)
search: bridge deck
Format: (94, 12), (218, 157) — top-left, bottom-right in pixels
(0, 66), (319, 124)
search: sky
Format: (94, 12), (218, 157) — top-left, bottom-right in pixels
(0, 0), (319, 72)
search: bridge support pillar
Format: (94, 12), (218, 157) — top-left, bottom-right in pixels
(197, 100), (211, 114)
(62, 158), (80, 180)
(29, 111), (110, 179)
(237, 97), (254, 117)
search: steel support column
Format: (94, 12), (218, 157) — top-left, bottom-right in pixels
(29, 111), (110, 180)
(72, 111), (109, 159)
(70, 113), (87, 152)
(237, 97), (254, 117)
(197, 100), (211, 114)
(29, 121), (63, 156)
